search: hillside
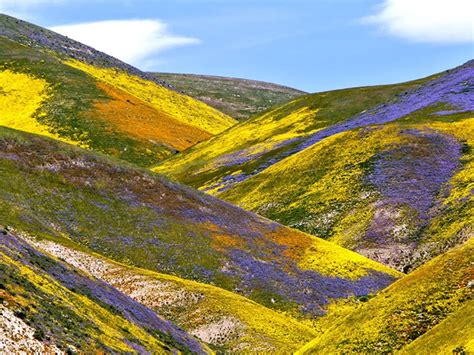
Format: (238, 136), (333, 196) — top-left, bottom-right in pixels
(0, 14), (236, 167)
(153, 73), (306, 120)
(0, 229), (208, 353)
(25, 235), (318, 352)
(153, 73), (436, 190)
(155, 61), (474, 271)
(297, 237), (474, 354)
(0, 126), (401, 324)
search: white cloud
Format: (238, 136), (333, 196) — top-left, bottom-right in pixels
(50, 19), (200, 67)
(363, 0), (474, 43)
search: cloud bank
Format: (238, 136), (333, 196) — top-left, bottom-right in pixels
(364, 0), (473, 43)
(50, 19), (200, 67)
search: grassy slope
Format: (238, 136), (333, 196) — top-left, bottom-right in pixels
(0, 14), (236, 167)
(0, 126), (401, 321)
(26, 236), (318, 352)
(297, 237), (474, 354)
(153, 76), (434, 191)
(0, 230), (207, 354)
(220, 115), (473, 271)
(154, 72), (306, 121)
(155, 61), (473, 271)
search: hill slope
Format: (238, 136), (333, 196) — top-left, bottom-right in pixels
(25, 235), (318, 352)
(0, 126), (401, 323)
(0, 14), (236, 167)
(155, 61), (473, 271)
(153, 73), (306, 120)
(0, 229), (207, 353)
(153, 71), (437, 190)
(297, 237), (474, 354)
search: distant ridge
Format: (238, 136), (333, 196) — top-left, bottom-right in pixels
(153, 72), (306, 120)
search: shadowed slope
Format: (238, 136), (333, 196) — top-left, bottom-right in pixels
(0, 230), (207, 354)
(297, 237), (474, 354)
(0, 126), (400, 321)
(153, 73), (306, 120)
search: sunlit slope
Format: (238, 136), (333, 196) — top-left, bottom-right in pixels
(26, 236), (317, 352)
(66, 60), (236, 135)
(221, 116), (473, 271)
(153, 73), (437, 190)
(297, 237), (474, 354)
(154, 61), (472, 196)
(0, 15), (236, 166)
(0, 230), (207, 354)
(154, 72), (306, 120)
(0, 126), (400, 321)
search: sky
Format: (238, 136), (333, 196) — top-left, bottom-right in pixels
(1, 0), (473, 92)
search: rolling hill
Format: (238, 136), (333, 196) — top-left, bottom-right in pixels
(1, 12), (472, 354)
(155, 60), (473, 271)
(297, 237), (474, 354)
(0, 14), (236, 167)
(153, 73), (306, 120)
(0, 127), (401, 327)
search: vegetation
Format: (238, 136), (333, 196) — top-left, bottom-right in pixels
(153, 74), (435, 191)
(297, 237), (474, 353)
(220, 116), (473, 271)
(66, 60), (236, 135)
(28, 236), (318, 352)
(0, 14), (236, 168)
(154, 72), (305, 120)
(1, 13), (472, 353)
(0, 231), (207, 353)
(0, 126), (400, 321)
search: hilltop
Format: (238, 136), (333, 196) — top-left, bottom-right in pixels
(0, 14), (236, 167)
(153, 73), (306, 120)
(155, 61), (473, 271)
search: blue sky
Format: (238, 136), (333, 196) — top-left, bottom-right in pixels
(1, 0), (473, 92)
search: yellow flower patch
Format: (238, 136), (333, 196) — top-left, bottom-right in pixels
(0, 70), (78, 145)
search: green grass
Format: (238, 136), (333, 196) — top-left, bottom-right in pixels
(153, 75), (435, 190)
(154, 73), (305, 120)
(0, 125), (400, 320)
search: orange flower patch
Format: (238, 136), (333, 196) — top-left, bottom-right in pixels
(91, 82), (212, 151)
(267, 227), (313, 261)
(211, 233), (246, 252)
